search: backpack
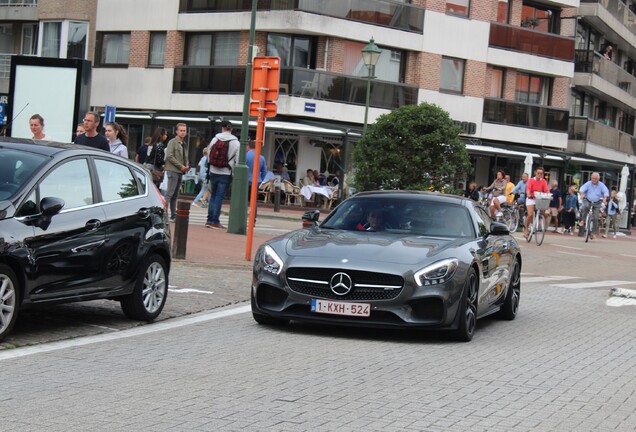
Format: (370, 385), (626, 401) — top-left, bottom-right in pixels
(209, 138), (232, 168)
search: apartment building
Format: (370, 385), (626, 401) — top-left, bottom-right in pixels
(89, 0), (635, 202)
(0, 0), (97, 94)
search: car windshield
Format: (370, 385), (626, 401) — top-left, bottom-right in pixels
(0, 148), (49, 201)
(320, 196), (474, 237)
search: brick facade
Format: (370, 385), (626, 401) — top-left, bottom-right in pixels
(129, 31), (149, 68)
(165, 31), (184, 68)
(464, 60), (487, 98)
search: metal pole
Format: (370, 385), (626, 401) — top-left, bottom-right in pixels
(363, 67), (372, 135)
(228, 0), (257, 235)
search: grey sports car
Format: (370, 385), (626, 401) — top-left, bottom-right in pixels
(251, 191), (521, 341)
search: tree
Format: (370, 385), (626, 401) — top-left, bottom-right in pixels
(352, 102), (472, 193)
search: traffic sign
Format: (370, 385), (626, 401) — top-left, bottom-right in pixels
(251, 57), (281, 101)
(104, 105), (116, 123)
(249, 101), (277, 118)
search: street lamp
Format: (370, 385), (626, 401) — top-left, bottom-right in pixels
(361, 38), (381, 134)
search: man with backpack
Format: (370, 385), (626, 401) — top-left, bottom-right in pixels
(205, 120), (240, 229)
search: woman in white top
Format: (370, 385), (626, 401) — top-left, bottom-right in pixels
(30, 114), (52, 140)
(105, 122), (129, 158)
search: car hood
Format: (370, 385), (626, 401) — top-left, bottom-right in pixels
(283, 228), (460, 265)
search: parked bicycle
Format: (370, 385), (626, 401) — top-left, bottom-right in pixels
(583, 198), (603, 243)
(526, 192), (551, 245)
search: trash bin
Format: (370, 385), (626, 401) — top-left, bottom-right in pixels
(185, 179), (196, 195)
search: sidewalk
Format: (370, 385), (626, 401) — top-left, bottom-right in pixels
(170, 200), (323, 267)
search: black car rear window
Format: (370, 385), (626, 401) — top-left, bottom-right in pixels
(0, 149), (48, 200)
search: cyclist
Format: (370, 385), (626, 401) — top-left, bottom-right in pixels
(511, 173), (529, 226)
(579, 172), (609, 240)
(523, 166), (549, 239)
(484, 170), (508, 219)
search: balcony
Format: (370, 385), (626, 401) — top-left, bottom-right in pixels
(482, 98), (569, 132)
(574, 49), (636, 101)
(489, 22), (575, 62)
(0, 0), (37, 21)
(579, 0), (636, 39)
(173, 66), (419, 110)
(569, 116), (636, 155)
(178, 0), (425, 33)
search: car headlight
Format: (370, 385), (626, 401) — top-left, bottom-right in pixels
(414, 258), (459, 287)
(263, 245), (284, 275)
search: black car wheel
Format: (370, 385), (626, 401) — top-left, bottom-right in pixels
(497, 258), (521, 320)
(454, 267), (478, 342)
(120, 254), (168, 321)
(251, 293), (289, 326)
(0, 264), (19, 342)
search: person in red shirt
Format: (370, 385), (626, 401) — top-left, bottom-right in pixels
(523, 166), (549, 238)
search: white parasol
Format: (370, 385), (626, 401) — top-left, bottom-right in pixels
(523, 153), (533, 176)
(617, 165), (629, 212)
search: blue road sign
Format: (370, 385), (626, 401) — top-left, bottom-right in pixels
(0, 103), (5, 125)
(104, 105), (116, 123)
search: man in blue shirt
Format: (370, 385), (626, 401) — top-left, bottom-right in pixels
(579, 172), (609, 239)
(246, 140), (267, 225)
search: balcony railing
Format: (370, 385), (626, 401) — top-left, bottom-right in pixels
(580, 0), (636, 38)
(575, 49), (636, 98)
(0, 0), (37, 5)
(483, 98), (569, 132)
(569, 116), (635, 155)
(173, 65), (419, 110)
(178, 0), (425, 33)
(489, 22), (575, 62)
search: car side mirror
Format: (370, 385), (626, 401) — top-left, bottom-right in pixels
(302, 209), (320, 228)
(36, 197), (65, 230)
(489, 221), (509, 236)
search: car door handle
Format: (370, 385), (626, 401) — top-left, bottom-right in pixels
(137, 208), (151, 219)
(72, 240), (106, 253)
(85, 219), (101, 231)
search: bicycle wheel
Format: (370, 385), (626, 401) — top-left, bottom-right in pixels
(536, 213), (546, 246)
(584, 212), (592, 243)
(508, 210), (519, 233)
(526, 218), (534, 242)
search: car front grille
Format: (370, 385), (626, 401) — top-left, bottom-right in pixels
(286, 268), (404, 301)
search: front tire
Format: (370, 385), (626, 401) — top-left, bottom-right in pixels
(453, 268), (478, 342)
(120, 254), (168, 321)
(536, 213), (546, 246)
(497, 258), (520, 320)
(0, 264), (19, 342)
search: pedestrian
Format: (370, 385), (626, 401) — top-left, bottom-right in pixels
(246, 139), (267, 225)
(601, 44), (613, 60)
(192, 147), (211, 208)
(135, 137), (151, 164)
(464, 181), (480, 201)
(146, 127), (168, 189)
(105, 122), (129, 158)
(562, 185), (578, 235)
(29, 114), (51, 140)
(75, 111), (109, 151)
(546, 180), (562, 232)
(603, 190), (620, 238)
(164, 123), (190, 222)
(505, 174), (515, 204)
(72, 123), (85, 143)
(205, 120), (239, 230)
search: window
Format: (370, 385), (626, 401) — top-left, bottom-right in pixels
(515, 73), (551, 105)
(185, 32), (240, 65)
(266, 33), (315, 69)
(446, 0), (470, 17)
(488, 68), (504, 98)
(440, 57), (465, 93)
(496, 0), (510, 23)
(521, 2), (558, 34)
(39, 159), (93, 210)
(21, 24), (38, 55)
(39, 21), (89, 59)
(97, 32), (130, 66)
(342, 40), (405, 83)
(94, 159), (140, 201)
(148, 32), (166, 67)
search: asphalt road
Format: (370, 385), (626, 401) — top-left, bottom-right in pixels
(1, 229), (635, 431)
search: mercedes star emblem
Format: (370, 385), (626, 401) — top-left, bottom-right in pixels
(330, 272), (353, 296)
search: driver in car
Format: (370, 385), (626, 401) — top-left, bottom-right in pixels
(364, 209), (386, 232)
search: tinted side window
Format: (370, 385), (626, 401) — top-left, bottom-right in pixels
(95, 159), (140, 201)
(40, 159), (93, 210)
(474, 206), (491, 236)
(133, 168), (147, 195)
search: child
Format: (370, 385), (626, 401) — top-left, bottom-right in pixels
(562, 186), (578, 235)
(603, 190), (620, 238)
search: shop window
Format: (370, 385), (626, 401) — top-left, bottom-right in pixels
(186, 32), (240, 65)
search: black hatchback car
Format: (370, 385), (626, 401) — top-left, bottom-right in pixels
(0, 138), (171, 342)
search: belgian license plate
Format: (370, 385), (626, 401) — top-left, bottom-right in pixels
(311, 299), (370, 317)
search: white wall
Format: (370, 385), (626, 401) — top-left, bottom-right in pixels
(96, 0), (178, 30)
(481, 123), (569, 149)
(422, 11), (490, 61)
